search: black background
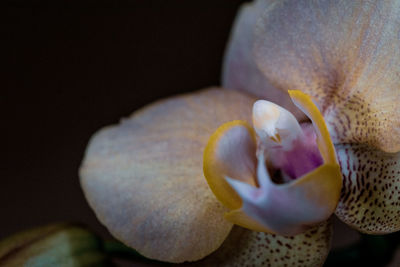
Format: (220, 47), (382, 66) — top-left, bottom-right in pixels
(2, 0), (248, 240)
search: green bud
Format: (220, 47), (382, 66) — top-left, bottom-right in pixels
(0, 223), (109, 267)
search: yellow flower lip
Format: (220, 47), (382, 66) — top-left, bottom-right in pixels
(288, 90), (337, 165)
(203, 90), (342, 235)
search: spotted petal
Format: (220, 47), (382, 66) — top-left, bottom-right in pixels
(190, 221), (332, 267)
(252, 0), (400, 153)
(335, 144), (400, 234)
(79, 88), (256, 263)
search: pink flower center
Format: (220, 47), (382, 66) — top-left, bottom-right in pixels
(266, 123), (323, 181)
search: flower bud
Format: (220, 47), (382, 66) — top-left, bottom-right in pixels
(0, 223), (108, 266)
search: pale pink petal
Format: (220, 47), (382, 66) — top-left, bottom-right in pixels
(222, 0), (305, 120)
(80, 88), (256, 263)
(253, 0), (400, 152)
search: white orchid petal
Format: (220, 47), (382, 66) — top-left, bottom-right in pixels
(252, 100), (303, 150)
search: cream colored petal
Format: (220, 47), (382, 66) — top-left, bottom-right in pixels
(335, 143), (400, 234)
(190, 221), (332, 267)
(254, 0), (400, 152)
(222, 0), (305, 120)
(79, 88), (256, 263)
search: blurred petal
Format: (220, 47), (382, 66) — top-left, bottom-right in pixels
(254, 0), (400, 152)
(335, 144), (400, 234)
(191, 221), (332, 267)
(79, 88), (256, 263)
(222, 0), (305, 120)
(0, 223), (106, 266)
(203, 120), (257, 210)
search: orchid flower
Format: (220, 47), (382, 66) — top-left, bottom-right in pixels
(79, 0), (400, 266)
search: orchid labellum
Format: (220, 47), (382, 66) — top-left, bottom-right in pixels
(80, 0), (400, 266)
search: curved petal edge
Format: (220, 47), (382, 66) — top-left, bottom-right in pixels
(79, 88), (257, 263)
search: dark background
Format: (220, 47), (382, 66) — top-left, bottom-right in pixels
(2, 0), (247, 240)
